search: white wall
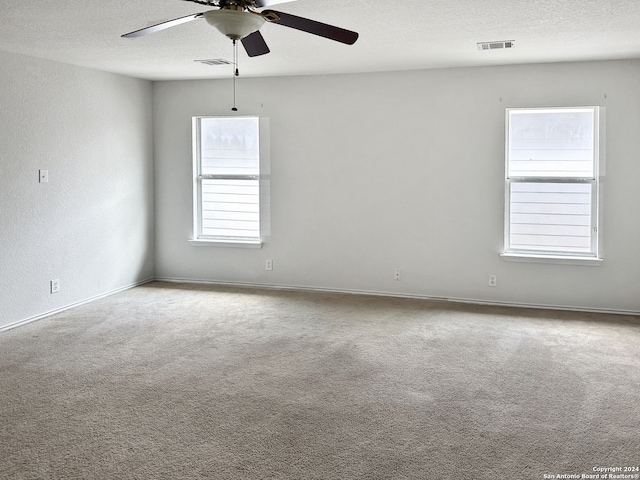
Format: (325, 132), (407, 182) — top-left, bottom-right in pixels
(0, 50), (155, 328)
(159, 60), (637, 314)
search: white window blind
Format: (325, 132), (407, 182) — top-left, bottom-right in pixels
(505, 107), (600, 258)
(194, 116), (261, 243)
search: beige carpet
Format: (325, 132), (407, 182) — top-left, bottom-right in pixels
(1, 281), (639, 479)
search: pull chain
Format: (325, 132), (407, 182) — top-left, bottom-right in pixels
(231, 39), (239, 112)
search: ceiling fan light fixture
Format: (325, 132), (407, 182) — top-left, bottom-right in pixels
(204, 9), (265, 40)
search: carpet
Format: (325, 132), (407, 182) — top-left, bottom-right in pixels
(1, 281), (639, 479)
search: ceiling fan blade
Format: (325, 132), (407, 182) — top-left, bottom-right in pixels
(253, 0), (296, 7)
(241, 31), (271, 57)
(181, 0), (220, 5)
(122, 13), (204, 38)
(262, 10), (358, 45)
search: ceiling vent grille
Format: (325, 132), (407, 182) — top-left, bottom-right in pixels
(195, 58), (234, 66)
(477, 40), (515, 51)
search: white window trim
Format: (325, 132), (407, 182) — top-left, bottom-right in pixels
(500, 252), (603, 266)
(188, 239), (262, 248)
(191, 116), (264, 248)
(502, 106), (603, 264)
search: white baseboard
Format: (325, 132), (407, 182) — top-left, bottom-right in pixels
(155, 276), (640, 317)
(4, 276), (637, 333)
(0, 278), (156, 333)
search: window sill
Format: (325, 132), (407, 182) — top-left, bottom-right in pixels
(500, 252), (602, 266)
(189, 239), (263, 249)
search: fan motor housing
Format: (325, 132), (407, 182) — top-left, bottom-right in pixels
(204, 9), (265, 40)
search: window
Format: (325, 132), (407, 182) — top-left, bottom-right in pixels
(503, 107), (601, 260)
(192, 116), (261, 246)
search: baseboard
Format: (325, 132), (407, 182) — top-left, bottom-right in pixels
(4, 276), (637, 333)
(0, 278), (156, 333)
(155, 276), (640, 317)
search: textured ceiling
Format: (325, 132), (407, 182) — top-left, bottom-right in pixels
(2, 0), (640, 80)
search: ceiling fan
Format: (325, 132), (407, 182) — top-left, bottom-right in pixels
(121, 0), (359, 57)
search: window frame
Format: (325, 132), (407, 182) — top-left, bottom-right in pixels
(191, 115), (263, 248)
(502, 106), (602, 263)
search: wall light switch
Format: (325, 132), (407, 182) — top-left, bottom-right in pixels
(39, 170), (49, 183)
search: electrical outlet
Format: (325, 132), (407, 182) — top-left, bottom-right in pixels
(488, 275), (497, 287)
(39, 170), (49, 183)
(50, 279), (60, 294)
(394, 268), (401, 281)
(265, 259), (273, 271)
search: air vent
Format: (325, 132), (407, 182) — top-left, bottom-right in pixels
(194, 58), (234, 66)
(477, 40), (515, 51)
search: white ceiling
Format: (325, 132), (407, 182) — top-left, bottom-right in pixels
(2, 0), (640, 81)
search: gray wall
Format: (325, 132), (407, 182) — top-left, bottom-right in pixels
(154, 60), (640, 314)
(0, 50), (155, 329)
